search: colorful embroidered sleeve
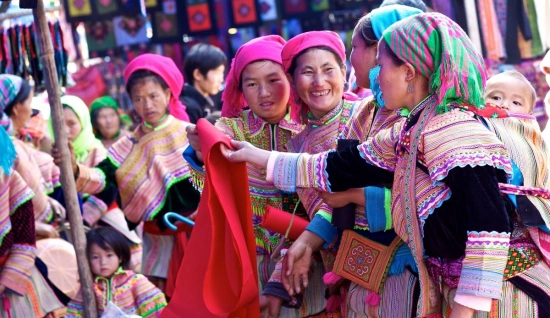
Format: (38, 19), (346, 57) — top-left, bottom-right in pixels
(444, 166), (511, 310)
(132, 274), (167, 317)
(357, 120), (403, 172)
(82, 195), (108, 226)
(364, 186), (392, 232)
(421, 110), (512, 182)
(75, 158), (119, 207)
(183, 146), (206, 193)
(65, 288), (84, 317)
(0, 200), (37, 295)
(266, 147), (394, 193)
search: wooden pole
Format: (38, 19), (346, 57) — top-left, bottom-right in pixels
(32, 2), (98, 317)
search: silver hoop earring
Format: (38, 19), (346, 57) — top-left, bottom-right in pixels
(407, 83), (414, 93)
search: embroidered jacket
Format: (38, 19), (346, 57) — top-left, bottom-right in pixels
(66, 269), (167, 317)
(186, 110), (303, 255)
(0, 170), (36, 295)
(74, 115), (200, 227)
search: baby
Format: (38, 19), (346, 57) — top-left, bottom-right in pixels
(484, 70), (550, 266)
(484, 70), (537, 115)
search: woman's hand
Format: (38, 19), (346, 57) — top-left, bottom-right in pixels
(281, 231), (324, 295)
(35, 222), (60, 239)
(48, 197), (66, 220)
(185, 124), (203, 162)
(51, 142), (77, 175)
(259, 295), (283, 318)
(221, 140), (271, 168)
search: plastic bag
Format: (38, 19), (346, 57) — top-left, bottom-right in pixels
(101, 301), (141, 318)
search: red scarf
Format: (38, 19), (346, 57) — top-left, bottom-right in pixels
(161, 119), (259, 317)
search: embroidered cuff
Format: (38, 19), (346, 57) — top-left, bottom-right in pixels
(457, 231), (510, 299)
(306, 214), (339, 250)
(453, 294), (493, 312)
(271, 152), (300, 193)
(365, 186), (387, 232)
(75, 164), (106, 194)
(0, 244), (36, 295)
(82, 196), (108, 226)
(183, 145), (204, 172)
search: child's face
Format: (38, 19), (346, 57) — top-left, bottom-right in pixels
(485, 77), (533, 115)
(90, 243), (121, 278)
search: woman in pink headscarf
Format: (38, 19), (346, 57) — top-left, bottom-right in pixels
(185, 35), (335, 317)
(52, 54), (200, 297)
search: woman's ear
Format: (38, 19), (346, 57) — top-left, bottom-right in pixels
(403, 62), (417, 83)
(340, 63), (347, 78)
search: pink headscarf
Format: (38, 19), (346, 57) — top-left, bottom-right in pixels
(281, 31), (354, 123)
(221, 35), (287, 118)
(123, 54), (190, 122)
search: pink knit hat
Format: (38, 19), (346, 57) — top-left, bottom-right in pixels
(281, 31), (352, 123)
(221, 35), (287, 118)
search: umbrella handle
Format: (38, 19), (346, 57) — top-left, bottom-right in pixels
(163, 212), (195, 231)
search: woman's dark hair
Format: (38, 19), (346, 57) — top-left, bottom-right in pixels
(355, 15), (378, 47)
(380, 40), (405, 66)
(4, 80), (32, 116)
(287, 46), (344, 76)
(86, 227), (131, 270)
(184, 43), (227, 85)
(125, 70), (169, 97)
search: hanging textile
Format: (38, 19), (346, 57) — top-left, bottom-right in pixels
(65, 0), (92, 20)
(311, 0), (329, 12)
(185, 0), (214, 34)
(113, 15), (149, 47)
(64, 0), (145, 22)
(85, 20), (117, 57)
(258, 0), (277, 22)
(229, 0), (259, 27)
(518, 0), (544, 59)
(163, 119), (259, 317)
(281, 0), (307, 18)
(149, 0), (184, 43)
(477, 0), (504, 61)
(533, 0), (550, 50)
(0, 22), (68, 90)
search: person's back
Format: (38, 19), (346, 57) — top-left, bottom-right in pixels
(181, 44), (227, 123)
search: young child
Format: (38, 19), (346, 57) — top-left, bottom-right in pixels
(485, 70), (537, 115)
(484, 70), (550, 269)
(66, 227), (166, 317)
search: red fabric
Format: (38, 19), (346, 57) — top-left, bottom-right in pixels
(123, 54), (190, 122)
(281, 31), (347, 123)
(261, 206), (309, 240)
(161, 118), (259, 318)
(65, 66), (107, 106)
(221, 35), (286, 118)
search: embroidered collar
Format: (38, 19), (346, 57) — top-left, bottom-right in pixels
(307, 100), (343, 128)
(245, 109), (303, 136)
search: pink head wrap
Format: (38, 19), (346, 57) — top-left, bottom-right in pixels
(221, 35), (287, 118)
(281, 31), (353, 123)
(123, 54), (190, 122)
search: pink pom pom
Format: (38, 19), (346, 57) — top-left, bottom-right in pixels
(326, 294), (342, 313)
(323, 272), (342, 285)
(365, 292), (381, 306)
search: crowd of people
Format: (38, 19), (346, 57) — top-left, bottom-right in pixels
(0, 0), (550, 317)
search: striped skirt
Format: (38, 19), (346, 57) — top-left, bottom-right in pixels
(346, 270), (418, 318)
(257, 254), (329, 317)
(443, 262), (550, 317)
(141, 232), (174, 279)
(0, 265), (63, 318)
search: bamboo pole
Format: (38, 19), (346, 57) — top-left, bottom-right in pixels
(32, 2), (98, 317)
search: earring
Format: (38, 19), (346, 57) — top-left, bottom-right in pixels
(344, 81), (350, 91)
(407, 83), (414, 93)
